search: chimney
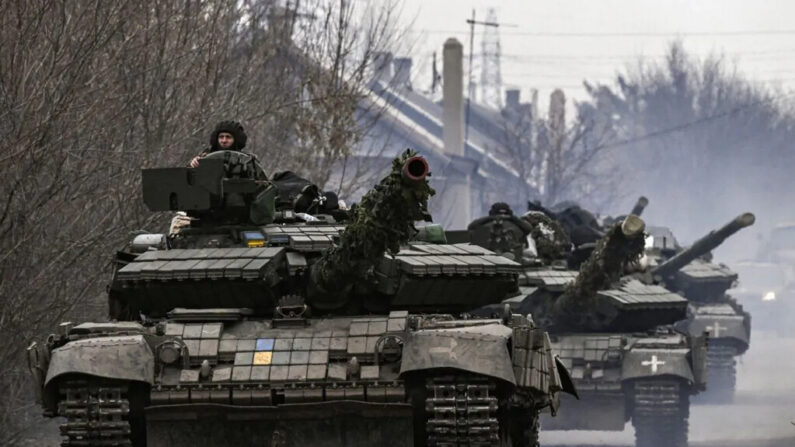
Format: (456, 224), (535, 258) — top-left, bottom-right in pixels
(439, 38), (471, 229)
(372, 52), (393, 83)
(442, 38), (464, 157)
(505, 89), (520, 110)
(392, 57), (413, 89)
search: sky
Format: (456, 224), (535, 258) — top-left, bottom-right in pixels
(387, 0), (795, 111)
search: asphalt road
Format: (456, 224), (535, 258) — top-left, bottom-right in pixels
(542, 327), (795, 447)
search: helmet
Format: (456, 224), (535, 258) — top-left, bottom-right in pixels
(489, 202), (513, 216)
(209, 120), (248, 151)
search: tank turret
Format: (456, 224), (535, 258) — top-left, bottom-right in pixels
(112, 149), (437, 317)
(518, 214), (690, 332)
(651, 212), (755, 280)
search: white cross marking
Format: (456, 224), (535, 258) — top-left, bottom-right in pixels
(642, 355), (666, 373)
(706, 321), (725, 338)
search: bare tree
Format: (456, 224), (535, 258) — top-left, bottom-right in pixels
(582, 41), (795, 241)
(497, 89), (620, 211)
(0, 1), (400, 443)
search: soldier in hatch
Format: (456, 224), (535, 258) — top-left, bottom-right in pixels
(468, 203), (533, 261)
(188, 120), (346, 219)
(189, 120), (249, 167)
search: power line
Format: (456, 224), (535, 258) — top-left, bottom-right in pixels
(416, 28), (795, 37)
(502, 71), (795, 80)
(501, 49), (795, 61)
(442, 49), (795, 63)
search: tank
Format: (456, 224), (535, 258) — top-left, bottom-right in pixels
(730, 222), (795, 334)
(643, 213), (755, 402)
(469, 209), (706, 447)
(25, 150), (574, 447)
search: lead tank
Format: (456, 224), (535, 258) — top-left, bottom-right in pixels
(26, 150), (574, 447)
(469, 208), (706, 447)
(641, 212), (755, 402)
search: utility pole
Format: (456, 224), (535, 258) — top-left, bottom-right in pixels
(430, 51), (441, 95)
(465, 9), (500, 146)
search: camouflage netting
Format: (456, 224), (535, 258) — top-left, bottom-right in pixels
(309, 149), (435, 309)
(521, 211), (571, 263)
(551, 219), (646, 330)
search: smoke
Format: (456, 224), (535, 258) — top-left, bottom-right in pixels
(574, 42), (795, 263)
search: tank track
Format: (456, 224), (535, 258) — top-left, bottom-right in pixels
(703, 341), (737, 402)
(631, 379), (688, 447)
(507, 407), (539, 447)
(58, 380), (133, 447)
(425, 376), (500, 446)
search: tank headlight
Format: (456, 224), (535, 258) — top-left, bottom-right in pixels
(158, 343), (181, 364)
(763, 291), (776, 302)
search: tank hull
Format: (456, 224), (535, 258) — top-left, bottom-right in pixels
(541, 331), (703, 447)
(34, 315), (567, 446)
(678, 300), (751, 402)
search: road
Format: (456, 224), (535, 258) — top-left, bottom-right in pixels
(542, 328), (795, 447)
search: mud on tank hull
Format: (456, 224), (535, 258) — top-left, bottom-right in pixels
(540, 331), (706, 447)
(30, 315), (570, 447)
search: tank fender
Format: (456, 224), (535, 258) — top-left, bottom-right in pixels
(621, 348), (694, 383)
(44, 334), (155, 389)
(555, 356), (579, 399)
(686, 315), (749, 346)
(399, 326), (516, 385)
(689, 333), (708, 388)
(511, 326), (579, 402)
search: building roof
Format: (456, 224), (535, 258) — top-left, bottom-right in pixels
(360, 80), (526, 182)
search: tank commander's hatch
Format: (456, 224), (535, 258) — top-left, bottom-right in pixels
(142, 158), (226, 211)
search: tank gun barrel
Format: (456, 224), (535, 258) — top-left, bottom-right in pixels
(651, 212), (755, 279)
(308, 150), (434, 309)
(630, 196), (649, 217)
(401, 156), (430, 184)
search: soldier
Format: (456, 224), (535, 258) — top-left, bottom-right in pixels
(468, 203), (533, 261)
(189, 120), (248, 167)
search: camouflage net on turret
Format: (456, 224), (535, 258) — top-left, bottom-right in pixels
(551, 220), (646, 330)
(309, 149), (435, 308)
(521, 211), (571, 263)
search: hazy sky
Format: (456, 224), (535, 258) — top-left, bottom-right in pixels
(390, 0), (795, 109)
